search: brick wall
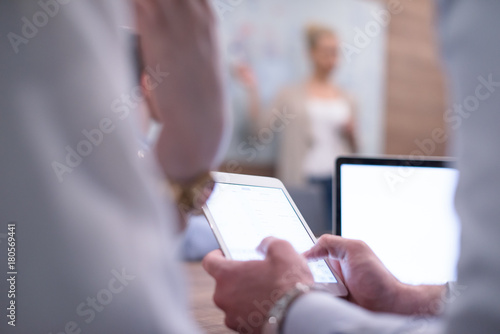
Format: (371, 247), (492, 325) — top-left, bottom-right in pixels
(383, 0), (448, 156)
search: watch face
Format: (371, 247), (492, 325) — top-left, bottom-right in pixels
(262, 320), (279, 334)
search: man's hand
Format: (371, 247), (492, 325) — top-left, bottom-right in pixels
(203, 237), (313, 334)
(304, 235), (446, 315)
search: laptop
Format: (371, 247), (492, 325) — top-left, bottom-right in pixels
(336, 156), (460, 285)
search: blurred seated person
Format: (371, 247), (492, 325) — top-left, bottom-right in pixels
(235, 24), (357, 230)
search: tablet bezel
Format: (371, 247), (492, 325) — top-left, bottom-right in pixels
(203, 171), (348, 297)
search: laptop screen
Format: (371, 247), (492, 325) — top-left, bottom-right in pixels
(337, 158), (460, 285)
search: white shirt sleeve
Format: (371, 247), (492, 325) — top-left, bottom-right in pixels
(284, 292), (444, 334)
(0, 1), (200, 333)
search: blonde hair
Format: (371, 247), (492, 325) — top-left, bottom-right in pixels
(305, 24), (336, 50)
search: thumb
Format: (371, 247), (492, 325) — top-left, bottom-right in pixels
(202, 249), (229, 279)
(303, 235), (351, 261)
(257, 237), (298, 262)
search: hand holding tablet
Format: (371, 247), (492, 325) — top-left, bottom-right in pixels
(203, 172), (348, 296)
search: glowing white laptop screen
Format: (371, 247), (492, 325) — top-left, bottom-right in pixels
(338, 161), (460, 285)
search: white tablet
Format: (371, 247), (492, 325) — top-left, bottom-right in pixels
(203, 172), (348, 296)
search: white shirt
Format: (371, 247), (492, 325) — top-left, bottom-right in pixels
(303, 97), (352, 178)
(0, 1), (200, 333)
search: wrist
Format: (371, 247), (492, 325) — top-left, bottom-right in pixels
(262, 282), (326, 334)
(393, 283), (446, 315)
(167, 171), (215, 216)
(262, 283), (313, 334)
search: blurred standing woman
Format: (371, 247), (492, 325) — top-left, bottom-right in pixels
(243, 24), (357, 230)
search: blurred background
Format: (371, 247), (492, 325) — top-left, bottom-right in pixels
(184, 0), (448, 259)
(192, 0), (447, 237)
(214, 0), (446, 176)
(184, 0), (449, 259)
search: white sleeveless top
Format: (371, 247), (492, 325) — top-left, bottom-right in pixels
(303, 97), (352, 178)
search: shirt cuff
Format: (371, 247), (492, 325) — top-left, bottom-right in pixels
(282, 291), (444, 334)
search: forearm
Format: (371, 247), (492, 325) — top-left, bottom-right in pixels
(153, 38), (227, 183)
(392, 283), (447, 316)
(136, 0), (228, 183)
(345, 126), (357, 153)
(155, 89), (226, 183)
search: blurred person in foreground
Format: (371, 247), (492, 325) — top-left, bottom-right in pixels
(237, 24), (357, 231)
(204, 2), (500, 334)
(0, 0), (225, 333)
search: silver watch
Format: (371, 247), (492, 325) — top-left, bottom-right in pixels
(261, 282), (312, 334)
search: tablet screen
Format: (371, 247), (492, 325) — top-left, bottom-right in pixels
(206, 182), (337, 283)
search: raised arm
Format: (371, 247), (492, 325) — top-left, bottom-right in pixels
(135, 0), (227, 184)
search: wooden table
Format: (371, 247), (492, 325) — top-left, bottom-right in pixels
(185, 262), (235, 333)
